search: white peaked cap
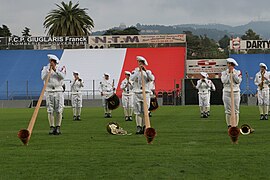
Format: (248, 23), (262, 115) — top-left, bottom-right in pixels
(47, 54), (60, 64)
(200, 72), (208, 78)
(136, 56), (148, 66)
(104, 72), (110, 76)
(125, 71), (131, 75)
(226, 58), (238, 66)
(259, 63), (268, 70)
(73, 71), (79, 75)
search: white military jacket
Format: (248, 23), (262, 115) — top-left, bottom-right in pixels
(120, 78), (133, 96)
(221, 69), (242, 92)
(41, 64), (66, 92)
(99, 79), (114, 99)
(254, 71), (270, 91)
(130, 67), (155, 93)
(196, 79), (212, 94)
(71, 79), (84, 94)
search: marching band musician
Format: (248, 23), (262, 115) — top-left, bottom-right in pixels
(130, 56), (155, 134)
(70, 71), (84, 121)
(254, 63), (270, 120)
(41, 54), (66, 135)
(120, 71), (134, 121)
(99, 73), (115, 118)
(221, 58), (242, 128)
(196, 72), (214, 118)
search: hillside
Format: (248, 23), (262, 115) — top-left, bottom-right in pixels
(92, 21), (270, 41)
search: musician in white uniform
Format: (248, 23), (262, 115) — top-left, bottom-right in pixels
(41, 54), (66, 135)
(221, 58), (242, 128)
(70, 71), (84, 120)
(254, 63), (270, 120)
(99, 73), (115, 118)
(130, 56), (155, 134)
(196, 72), (214, 118)
(120, 71), (134, 121)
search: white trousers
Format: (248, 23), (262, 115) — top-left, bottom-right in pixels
(133, 93), (150, 115)
(45, 91), (64, 127)
(258, 89), (269, 105)
(198, 93), (209, 107)
(222, 91), (240, 115)
(45, 91), (64, 113)
(122, 94), (134, 108)
(71, 93), (83, 108)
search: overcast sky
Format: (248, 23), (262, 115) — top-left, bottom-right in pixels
(1, 0), (270, 36)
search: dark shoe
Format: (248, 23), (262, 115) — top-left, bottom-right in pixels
(201, 113), (204, 118)
(54, 126), (61, 135)
(104, 113), (108, 118)
(49, 126), (55, 135)
(73, 116), (77, 121)
(107, 113), (112, 118)
(207, 111), (210, 116)
(125, 116), (129, 121)
(260, 114), (264, 120)
(77, 115), (81, 121)
(265, 114), (268, 120)
(136, 126), (142, 134)
(203, 112), (208, 118)
(129, 116), (133, 121)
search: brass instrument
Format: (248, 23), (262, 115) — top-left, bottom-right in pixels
(259, 71), (265, 90)
(240, 124), (255, 135)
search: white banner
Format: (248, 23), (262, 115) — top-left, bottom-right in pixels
(230, 39), (270, 50)
(89, 34), (186, 45)
(186, 59), (227, 74)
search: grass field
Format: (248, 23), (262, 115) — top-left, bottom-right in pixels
(1, 105), (270, 180)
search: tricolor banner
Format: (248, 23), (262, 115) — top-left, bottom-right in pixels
(59, 47), (186, 94)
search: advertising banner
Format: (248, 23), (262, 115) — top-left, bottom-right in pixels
(186, 59), (227, 74)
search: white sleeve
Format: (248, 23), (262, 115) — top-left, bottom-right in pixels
(211, 81), (216, 91)
(232, 70), (242, 84)
(120, 80), (126, 90)
(55, 66), (66, 80)
(221, 71), (229, 84)
(254, 73), (260, 86)
(195, 80), (201, 89)
(146, 70), (155, 81)
(98, 82), (103, 93)
(41, 66), (49, 80)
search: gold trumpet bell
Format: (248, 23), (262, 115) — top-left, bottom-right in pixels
(240, 124), (255, 135)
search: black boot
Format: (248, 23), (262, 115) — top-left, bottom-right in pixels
(54, 126), (61, 135)
(265, 114), (268, 120)
(136, 126), (142, 134)
(260, 114), (264, 120)
(49, 126), (55, 135)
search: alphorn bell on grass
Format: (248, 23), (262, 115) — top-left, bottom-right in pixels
(228, 72), (240, 144)
(18, 68), (53, 145)
(140, 68), (156, 144)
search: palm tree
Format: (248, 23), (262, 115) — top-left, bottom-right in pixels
(43, 1), (94, 36)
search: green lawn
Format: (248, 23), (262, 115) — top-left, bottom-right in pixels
(0, 105), (270, 180)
